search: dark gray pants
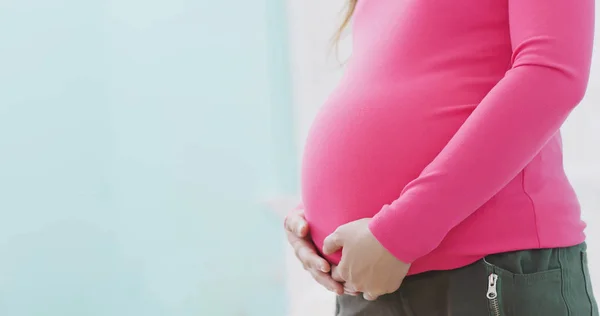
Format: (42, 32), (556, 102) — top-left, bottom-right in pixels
(336, 243), (598, 316)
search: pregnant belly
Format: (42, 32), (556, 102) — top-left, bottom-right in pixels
(301, 84), (472, 264)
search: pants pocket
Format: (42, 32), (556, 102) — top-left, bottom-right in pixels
(509, 268), (565, 316)
(482, 257), (566, 316)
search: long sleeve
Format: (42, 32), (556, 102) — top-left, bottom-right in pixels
(368, 0), (595, 264)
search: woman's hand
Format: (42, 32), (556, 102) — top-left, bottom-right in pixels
(284, 208), (347, 295)
(323, 218), (411, 301)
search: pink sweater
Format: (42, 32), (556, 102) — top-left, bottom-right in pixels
(301, 0), (594, 275)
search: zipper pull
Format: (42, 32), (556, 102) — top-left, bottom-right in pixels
(487, 273), (498, 299)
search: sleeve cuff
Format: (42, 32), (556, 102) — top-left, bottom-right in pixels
(368, 200), (449, 264)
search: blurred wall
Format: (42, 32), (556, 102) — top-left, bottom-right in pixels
(285, 1), (600, 315)
(285, 2), (348, 314)
(0, 1), (295, 315)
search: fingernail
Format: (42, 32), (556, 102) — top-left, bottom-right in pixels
(296, 223), (305, 234)
(320, 265), (328, 272)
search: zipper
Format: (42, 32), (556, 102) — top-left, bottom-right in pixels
(487, 273), (501, 316)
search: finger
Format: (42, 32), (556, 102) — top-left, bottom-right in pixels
(331, 265), (345, 282)
(334, 265), (358, 294)
(287, 231), (330, 273)
(297, 246), (330, 273)
(363, 292), (379, 301)
(343, 284), (360, 296)
(322, 231), (344, 255)
(284, 210), (309, 237)
(344, 283), (360, 293)
(343, 282), (358, 294)
(309, 269), (344, 295)
(344, 289), (359, 296)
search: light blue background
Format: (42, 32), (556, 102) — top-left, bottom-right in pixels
(0, 1), (295, 315)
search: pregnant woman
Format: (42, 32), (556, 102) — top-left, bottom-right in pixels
(284, 0), (598, 315)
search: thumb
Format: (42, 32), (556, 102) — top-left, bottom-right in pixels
(363, 292), (379, 301)
(322, 230), (345, 255)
